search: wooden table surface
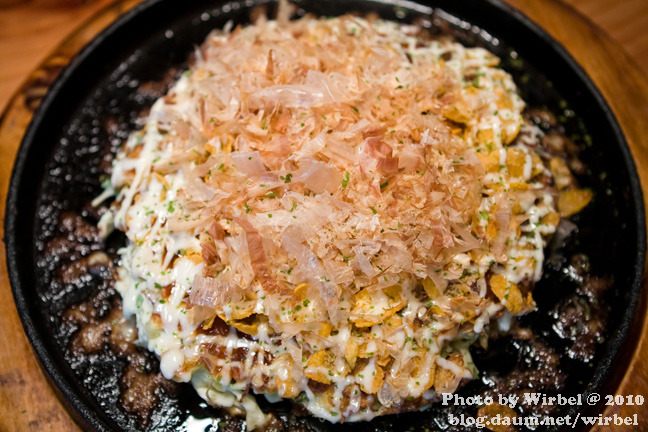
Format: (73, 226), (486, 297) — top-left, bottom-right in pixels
(1, 0), (648, 113)
(0, 0), (647, 431)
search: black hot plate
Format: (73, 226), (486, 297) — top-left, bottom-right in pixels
(5, 0), (646, 431)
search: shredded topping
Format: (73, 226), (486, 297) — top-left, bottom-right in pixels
(107, 12), (581, 427)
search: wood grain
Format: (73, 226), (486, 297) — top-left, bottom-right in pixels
(1, 0), (648, 114)
(562, 0), (648, 73)
(0, 1), (647, 431)
(0, 0), (115, 114)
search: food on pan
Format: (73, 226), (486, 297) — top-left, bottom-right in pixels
(100, 7), (592, 428)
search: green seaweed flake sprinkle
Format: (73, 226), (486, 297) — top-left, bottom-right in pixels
(342, 172), (350, 188)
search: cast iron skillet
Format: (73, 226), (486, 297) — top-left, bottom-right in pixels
(5, 0), (646, 431)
